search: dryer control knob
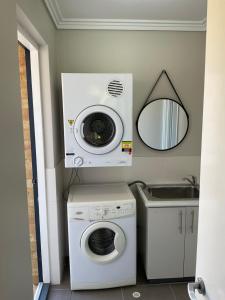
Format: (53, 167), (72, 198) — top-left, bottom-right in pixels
(74, 157), (83, 167)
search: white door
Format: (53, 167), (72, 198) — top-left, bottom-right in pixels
(147, 207), (185, 279)
(188, 1), (225, 299)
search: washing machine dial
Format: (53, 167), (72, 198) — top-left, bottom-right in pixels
(74, 156), (83, 167)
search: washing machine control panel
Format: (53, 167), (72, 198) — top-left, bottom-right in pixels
(88, 203), (135, 221)
(68, 202), (135, 221)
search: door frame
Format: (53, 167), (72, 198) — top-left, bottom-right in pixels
(17, 26), (50, 284)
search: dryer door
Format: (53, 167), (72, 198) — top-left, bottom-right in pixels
(80, 221), (126, 264)
(74, 105), (124, 154)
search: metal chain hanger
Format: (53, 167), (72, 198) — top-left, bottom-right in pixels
(144, 70), (186, 109)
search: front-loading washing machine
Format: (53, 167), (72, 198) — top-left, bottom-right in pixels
(67, 183), (136, 290)
(62, 73), (133, 168)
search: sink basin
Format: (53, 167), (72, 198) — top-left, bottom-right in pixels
(137, 183), (199, 207)
(148, 186), (199, 199)
(144, 185), (199, 201)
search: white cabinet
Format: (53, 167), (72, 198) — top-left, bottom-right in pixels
(145, 206), (198, 280)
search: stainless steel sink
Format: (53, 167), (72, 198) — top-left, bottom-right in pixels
(144, 185), (199, 201)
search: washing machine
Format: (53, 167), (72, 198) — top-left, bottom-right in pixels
(62, 73), (133, 168)
(67, 183), (136, 290)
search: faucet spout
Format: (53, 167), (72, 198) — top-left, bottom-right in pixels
(182, 175), (197, 187)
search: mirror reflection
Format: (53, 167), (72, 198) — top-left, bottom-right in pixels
(137, 99), (189, 150)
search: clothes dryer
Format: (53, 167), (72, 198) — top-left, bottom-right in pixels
(62, 74), (133, 167)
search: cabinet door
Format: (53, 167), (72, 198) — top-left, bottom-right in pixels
(184, 207), (199, 277)
(146, 207), (185, 279)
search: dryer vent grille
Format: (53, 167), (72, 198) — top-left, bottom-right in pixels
(108, 80), (124, 97)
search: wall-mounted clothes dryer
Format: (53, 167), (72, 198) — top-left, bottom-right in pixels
(62, 73), (133, 168)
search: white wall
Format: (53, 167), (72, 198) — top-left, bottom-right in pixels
(0, 1), (33, 299)
(56, 30), (206, 185)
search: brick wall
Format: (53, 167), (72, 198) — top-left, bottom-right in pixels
(18, 44), (39, 286)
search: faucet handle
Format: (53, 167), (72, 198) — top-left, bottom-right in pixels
(182, 175), (197, 186)
(189, 175), (197, 185)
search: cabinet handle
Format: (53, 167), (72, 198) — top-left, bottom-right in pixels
(191, 210), (195, 233)
(179, 210), (183, 234)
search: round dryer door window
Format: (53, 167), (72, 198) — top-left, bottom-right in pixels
(74, 105), (124, 154)
(81, 222), (126, 264)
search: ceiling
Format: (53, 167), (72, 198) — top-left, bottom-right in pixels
(45, 0), (207, 31)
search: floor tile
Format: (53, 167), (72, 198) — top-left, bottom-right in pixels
(122, 284), (174, 300)
(170, 283), (189, 300)
(71, 287), (123, 300)
(47, 289), (71, 300)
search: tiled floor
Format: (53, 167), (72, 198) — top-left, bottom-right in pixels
(48, 263), (189, 300)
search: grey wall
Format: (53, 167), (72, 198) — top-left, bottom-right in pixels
(0, 1), (33, 299)
(56, 30), (206, 184)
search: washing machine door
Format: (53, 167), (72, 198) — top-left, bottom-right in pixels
(80, 221), (126, 264)
(74, 105), (124, 154)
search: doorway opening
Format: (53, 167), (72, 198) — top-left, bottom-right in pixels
(18, 42), (42, 297)
(17, 29), (50, 300)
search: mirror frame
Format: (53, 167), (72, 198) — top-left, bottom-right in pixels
(136, 98), (189, 151)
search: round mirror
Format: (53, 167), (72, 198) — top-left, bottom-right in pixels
(137, 98), (189, 151)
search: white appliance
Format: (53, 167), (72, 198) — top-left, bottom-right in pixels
(67, 183), (136, 290)
(62, 73), (133, 168)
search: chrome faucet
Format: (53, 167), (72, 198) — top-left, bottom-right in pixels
(182, 175), (197, 187)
